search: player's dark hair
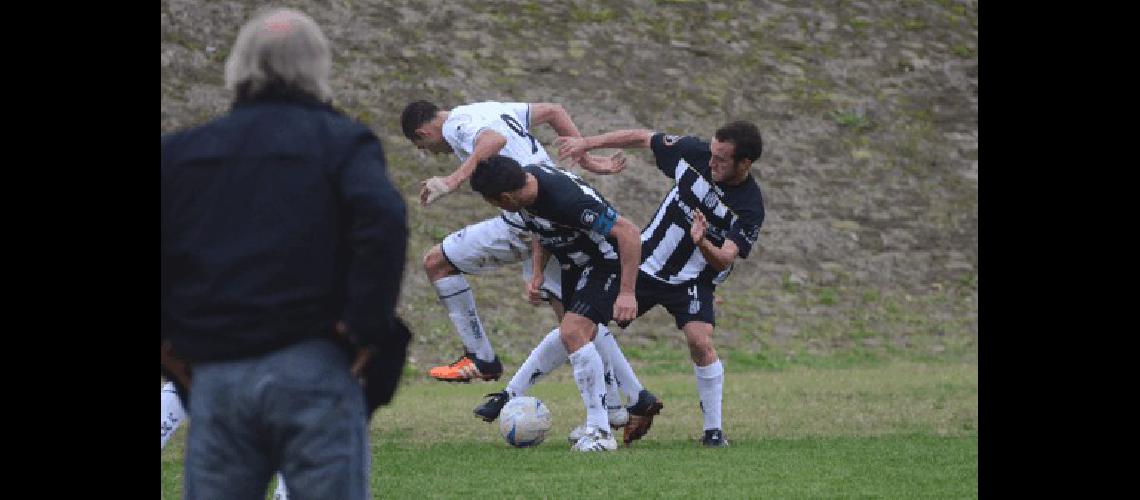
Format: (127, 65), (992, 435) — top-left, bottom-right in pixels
(470, 155), (527, 198)
(714, 120), (763, 163)
(400, 100), (440, 140)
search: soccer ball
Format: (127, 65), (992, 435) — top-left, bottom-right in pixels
(498, 396), (553, 448)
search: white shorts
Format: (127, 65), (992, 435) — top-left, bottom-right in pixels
(440, 213), (564, 300)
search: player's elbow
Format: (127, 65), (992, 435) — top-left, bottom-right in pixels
(487, 132), (508, 151)
(530, 103), (566, 125)
(709, 259), (731, 272)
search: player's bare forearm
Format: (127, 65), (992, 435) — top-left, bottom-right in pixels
(530, 103), (621, 174)
(530, 103), (582, 138)
(532, 237), (551, 282)
(695, 238), (737, 271)
(583, 129), (654, 151)
(556, 129), (653, 166)
(608, 216), (641, 324)
(610, 216), (642, 294)
(446, 130), (507, 189)
(527, 237), (552, 305)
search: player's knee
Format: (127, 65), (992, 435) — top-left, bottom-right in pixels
(683, 326), (716, 362)
(559, 316), (595, 351)
(422, 245), (452, 279)
(686, 341), (717, 365)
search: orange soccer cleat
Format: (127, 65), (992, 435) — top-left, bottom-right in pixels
(428, 352), (503, 383)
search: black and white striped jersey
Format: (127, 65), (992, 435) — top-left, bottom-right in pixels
(518, 162), (622, 270)
(639, 133), (765, 286)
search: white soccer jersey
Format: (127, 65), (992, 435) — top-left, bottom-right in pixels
(442, 101), (554, 167)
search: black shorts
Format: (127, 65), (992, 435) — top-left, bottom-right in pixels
(560, 264), (623, 326)
(635, 272), (716, 329)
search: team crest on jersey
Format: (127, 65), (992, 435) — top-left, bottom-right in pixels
(448, 115), (472, 142)
(580, 209), (598, 226)
(702, 191), (718, 209)
(663, 135), (681, 146)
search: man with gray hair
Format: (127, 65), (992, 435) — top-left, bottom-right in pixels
(162, 7), (407, 499)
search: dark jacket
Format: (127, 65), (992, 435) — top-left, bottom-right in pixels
(161, 89), (408, 363)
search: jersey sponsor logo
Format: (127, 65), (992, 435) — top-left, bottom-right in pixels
(663, 135), (681, 146)
(580, 209), (598, 226)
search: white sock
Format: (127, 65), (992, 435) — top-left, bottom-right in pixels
(161, 382), (187, 450)
(272, 473), (289, 500)
(505, 328), (567, 397)
(433, 275), (494, 362)
(694, 359), (725, 431)
(593, 325), (643, 405)
(603, 363), (622, 414)
(568, 342), (608, 431)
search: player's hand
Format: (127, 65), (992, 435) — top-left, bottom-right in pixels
(526, 278), (546, 306)
(578, 151), (626, 175)
(613, 291), (638, 324)
(419, 176), (454, 206)
(554, 136), (589, 161)
(690, 210), (708, 245)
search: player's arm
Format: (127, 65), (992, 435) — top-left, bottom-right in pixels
(530, 103), (626, 175)
(527, 236), (552, 306)
(607, 215), (641, 323)
(555, 129), (654, 165)
(689, 210), (739, 271)
(422, 128), (507, 205)
(447, 129), (507, 191)
(530, 103), (582, 138)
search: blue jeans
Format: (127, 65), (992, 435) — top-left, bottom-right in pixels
(184, 338), (369, 500)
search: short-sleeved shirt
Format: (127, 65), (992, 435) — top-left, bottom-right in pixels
(441, 101), (557, 229)
(639, 133), (765, 286)
(442, 101), (554, 167)
(518, 162), (622, 271)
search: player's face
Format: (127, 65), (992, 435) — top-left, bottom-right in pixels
(709, 138), (737, 183)
(411, 133), (453, 154)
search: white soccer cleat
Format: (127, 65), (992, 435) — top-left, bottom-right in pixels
(568, 407), (629, 443)
(570, 427), (618, 452)
(567, 423), (589, 444)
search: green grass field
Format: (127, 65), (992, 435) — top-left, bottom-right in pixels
(162, 360), (977, 498)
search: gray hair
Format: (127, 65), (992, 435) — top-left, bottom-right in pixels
(224, 8), (333, 101)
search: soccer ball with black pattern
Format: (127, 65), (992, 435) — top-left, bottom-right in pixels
(498, 396), (552, 448)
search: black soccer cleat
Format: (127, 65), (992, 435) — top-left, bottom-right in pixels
(622, 389), (664, 446)
(701, 429), (730, 448)
(473, 390), (510, 422)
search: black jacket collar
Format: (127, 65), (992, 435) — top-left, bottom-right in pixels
(231, 82), (333, 112)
